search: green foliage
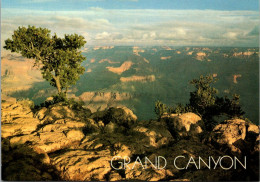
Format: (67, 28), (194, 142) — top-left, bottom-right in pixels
(154, 100), (168, 119)
(188, 75), (245, 129)
(4, 25), (86, 96)
(156, 74), (245, 130)
(170, 103), (193, 115)
(189, 75), (218, 117)
(215, 94), (245, 119)
(35, 94), (85, 111)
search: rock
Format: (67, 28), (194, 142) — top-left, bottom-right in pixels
(248, 123), (259, 134)
(108, 171), (122, 181)
(35, 107), (48, 120)
(33, 130), (84, 153)
(41, 153), (51, 164)
(46, 97), (54, 101)
(1, 118), (40, 138)
(2, 98), (259, 181)
(90, 110), (106, 120)
(1, 103), (33, 122)
(113, 142), (132, 157)
(1, 102), (40, 138)
(163, 112), (203, 139)
(153, 139), (236, 181)
(39, 120), (86, 132)
(41, 172), (52, 180)
(133, 121), (173, 148)
(1, 101), (16, 109)
(66, 129), (85, 141)
(102, 107), (137, 127)
(3, 160), (43, 181)
(2, 138), (11, 152)
(104, 121), (117, 133)
(9, 134), (40, 147)
(38, 105), (76, 124)
(208, 119), (259, 155)
(51, 150), (112, 181)
(36, 104), (92, 124)
(125, 162), (170, 181)
(1, 95), (17, 103)
(84, 118), (100, 133)
(2, 142), (59, 181)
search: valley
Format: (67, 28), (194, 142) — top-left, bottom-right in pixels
(1, 46), (259, 123)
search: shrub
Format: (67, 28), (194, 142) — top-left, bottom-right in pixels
(155, 75), (245, 130)
(154, 100), (168, 119)
(34, 93), (85, 111)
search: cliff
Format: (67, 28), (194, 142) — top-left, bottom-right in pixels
(1, 99), (259, 181)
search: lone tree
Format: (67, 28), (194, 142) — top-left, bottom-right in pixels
(4, 25), (86, 97)
(189, 75), (218, 117)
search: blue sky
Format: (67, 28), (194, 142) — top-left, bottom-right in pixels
(2, 0), (259, 11)
(1, 0), (259, 46)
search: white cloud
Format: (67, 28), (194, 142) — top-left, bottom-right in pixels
(1, 8), (258, 46)
(95, 31), (111, 40)
(223, 32), (239, 39)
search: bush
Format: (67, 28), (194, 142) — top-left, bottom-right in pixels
(215, 94), (245, 119)
(155, 75), (245, 130)
(154, 100), (168, 119)
(34, 94), (85, 111)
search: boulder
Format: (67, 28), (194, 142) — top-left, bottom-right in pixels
(104, 121), (117, 133)
(102, 107), (137, 127)
(208, 119), (259, 155)
(66, 129), (85, 141)
(163, 112), (203, 139)
(133, 120), (173, 148)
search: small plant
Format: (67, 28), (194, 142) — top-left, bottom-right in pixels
(171, 103), (193, 115)
(34, 93), (85, 112)
(154, 100), (168, 119)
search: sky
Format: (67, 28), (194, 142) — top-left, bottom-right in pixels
(1, 0), (259, 46)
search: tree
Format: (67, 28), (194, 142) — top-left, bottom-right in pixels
(166, 74), (245, 130)
(216, 94), (245, 118)
(189, 75), (218, 117)
(154, 100), (168, 119)
(4, 26), (86, 96)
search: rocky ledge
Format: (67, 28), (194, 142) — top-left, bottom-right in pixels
(1, 100), (259, 181)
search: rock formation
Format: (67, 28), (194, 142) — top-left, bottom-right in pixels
(106, 61), (133, 74)
(1, 99), (259, 181)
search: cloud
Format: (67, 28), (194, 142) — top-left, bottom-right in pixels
(95, 32), (111, 40)
(89, 7), (104, 11)
(1, 8), (258, 46)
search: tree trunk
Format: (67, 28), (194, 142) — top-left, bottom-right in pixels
(53, 75), (62, 94)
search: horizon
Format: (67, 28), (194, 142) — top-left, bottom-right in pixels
(1, 0), (259, 47)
